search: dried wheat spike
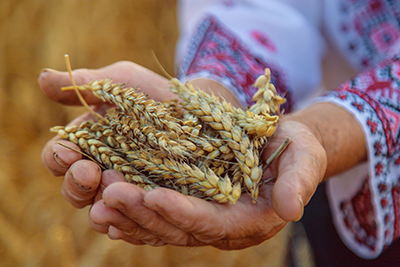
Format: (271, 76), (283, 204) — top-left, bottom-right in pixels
(170, 75), (280, 141)
(65, 81), (221, 159)
(162, 99), (183, 118)
(53, 118), (229, 197)
(250, 68), (287, 115)
(231, 69), (286, 148)
(105, 108), (195, 159)
(52, 125), (169, 189)
(63, 79), (184, 133)
(51, 68), (288, 204)
(125, 150), (241, 204)
(169, 79), (263, 200)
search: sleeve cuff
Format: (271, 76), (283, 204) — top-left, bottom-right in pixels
(316, 91), (400, 259)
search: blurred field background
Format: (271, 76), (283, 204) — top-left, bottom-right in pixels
(0, 0), (295, 266)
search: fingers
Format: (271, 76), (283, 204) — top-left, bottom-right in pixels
(89, 200), (164, 246)
(101, 183), (204, 246)
(101, 169), (127, 187)
(38, 68), (105, 106)
(91, 180), (286, 249)
(42, 139), (83, 176)
(62, 163), (126, 208)
(62, 160), (102, 208)
(108, 227), (148, 246)
(94, 170), (127, 203)
(271, 167), (308, 222)
(143, 188), (286, 249)
(38, 61), (174, 106)
(42, 111), (97, 176)
(143, 188), (227, 243)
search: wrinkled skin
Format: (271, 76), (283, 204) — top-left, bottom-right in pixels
(40, 61), (327, 249)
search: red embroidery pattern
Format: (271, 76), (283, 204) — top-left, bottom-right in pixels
(340, 178), (377, 250)
(337, 56), (400, 156)
(392, 185), (400, 238)
(338, 0), (400, 70)
(179, 16), (291, 110)
(250, 30), (277, 53)
(327, 55), (400, 251)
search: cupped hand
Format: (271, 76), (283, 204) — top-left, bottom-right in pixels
(40, 61), (328, 249)
(40, 61), (175, 208)
(88, 117), (327, 249)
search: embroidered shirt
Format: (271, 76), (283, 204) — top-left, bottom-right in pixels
(175, 0), (400, 259)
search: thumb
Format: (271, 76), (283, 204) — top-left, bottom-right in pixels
(272, 155), (326, 222)
(38, 61), (172, 106)
(272, 168), (310, 222)
(269, 130), (327, 222)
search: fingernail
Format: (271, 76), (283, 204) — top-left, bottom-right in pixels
(143, 201), (159, 211)
(104, 200), (125, 211)
(153, 240), (166, 247)
(145, 239), (165, 247)
(53, 152), (69, 169)
(91, 220), (108, 226)
(100, 183), (106, 191)
(295, 195), (304, 222)
(70, 171), (92, 191)
(142, 201), (155, 208)
(39, 68), (56, 74)
(108, 226), (121, 240)
(108, 235), (120, 240)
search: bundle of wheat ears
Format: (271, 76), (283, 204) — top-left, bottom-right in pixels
(51, 56), (290, 204)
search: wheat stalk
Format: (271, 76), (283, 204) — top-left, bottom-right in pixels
(53, 58), (288, 204)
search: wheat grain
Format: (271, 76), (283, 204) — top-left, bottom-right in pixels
(63, 79), (183, 133)
(52, 68), (288, 204)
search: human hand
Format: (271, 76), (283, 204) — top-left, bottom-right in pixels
(87, 115), (328, 249)
(42, 62), (365, 250)
(40, 61), (175, 208)
(88, 101), (368, 249)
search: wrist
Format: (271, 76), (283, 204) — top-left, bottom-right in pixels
(283, 102), (368, 179)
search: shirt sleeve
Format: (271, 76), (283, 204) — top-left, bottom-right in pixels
(317, 56), (400, 259)
(317, 0), (400, 259)
(175, 0), (326, 110)
(174, 0), (400, 260)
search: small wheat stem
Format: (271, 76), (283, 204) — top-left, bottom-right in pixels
(263, 138), (291, 171)
(151, 50), (173, 80)
(55, 141), (106, 170)
(64, 54), (106, 123)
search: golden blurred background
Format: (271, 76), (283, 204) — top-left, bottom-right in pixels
(0, 0), (294, 266)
